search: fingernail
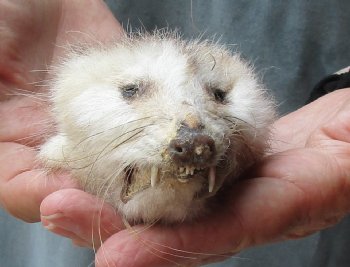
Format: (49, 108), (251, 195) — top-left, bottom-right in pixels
(41, 213), (64, 221)
(72, 238), (91, 248)
(285, 229), (317, 239)
(41, 212), (64, 228)
(44, 222), (57, 231)
(41, 213), (81, 235)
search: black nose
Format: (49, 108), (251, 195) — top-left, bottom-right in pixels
(168, 127), (216, 166)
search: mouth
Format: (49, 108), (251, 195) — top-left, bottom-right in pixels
(176, 165), (216, 193)
(120, 164), (217, 203)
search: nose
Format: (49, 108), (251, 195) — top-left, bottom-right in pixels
(168, 126), (216, 166)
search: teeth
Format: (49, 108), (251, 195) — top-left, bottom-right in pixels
(184, 166), (195, 175)
(177, 178), (190, 183)
(150, 166), (159, 187)
(179, 165), (204, 176)
(208, 166), (216, 193)
(190, 166), (194, 175)
(179, 172), (188, 177)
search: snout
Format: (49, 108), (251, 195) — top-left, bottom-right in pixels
(168, 125), (216, 167)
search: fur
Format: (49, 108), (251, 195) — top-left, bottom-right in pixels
(39, 31), (276, 223)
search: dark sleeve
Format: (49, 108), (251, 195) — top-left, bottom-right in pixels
(307, 70), (350, 103)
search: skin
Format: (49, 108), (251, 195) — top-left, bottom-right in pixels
(1, 1), (350, 266)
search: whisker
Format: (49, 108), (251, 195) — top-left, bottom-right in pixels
(49, 124), (150, 170)
(223, 115), (256, 130)
(86, 126), (149, 176)
(73, 116), (156, 149)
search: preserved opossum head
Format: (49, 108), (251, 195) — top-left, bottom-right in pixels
(40, 31), (275, 223)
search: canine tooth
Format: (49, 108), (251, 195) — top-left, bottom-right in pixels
(185, 166), (190, 175)
(208, 166), (216, 193)
(179, 167), (185, 173)
(190, 166), (195, 175)
(151, 166), (159, 187)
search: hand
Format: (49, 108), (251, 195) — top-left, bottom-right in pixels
(39, 88), (350, 267)
(0, 0), (122, 224)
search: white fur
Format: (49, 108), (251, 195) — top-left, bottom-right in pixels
(40, 31), (276, 223)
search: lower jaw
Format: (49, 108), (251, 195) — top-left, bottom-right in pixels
(120, 164), (220, 203)
(120, 180), (209, 224)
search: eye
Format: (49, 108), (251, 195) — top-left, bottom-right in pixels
(121, 84), (139, 98)
(213, 88), (227, 103)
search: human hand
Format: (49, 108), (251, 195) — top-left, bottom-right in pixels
(39, 88), (350, 266)
(0, 0), (122, 225)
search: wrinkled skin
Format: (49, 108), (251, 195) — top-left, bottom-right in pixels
(1, 1), (350, 266)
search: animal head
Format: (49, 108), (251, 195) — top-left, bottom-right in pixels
(41, 31), (275, 223)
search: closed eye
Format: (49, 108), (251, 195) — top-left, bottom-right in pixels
(213, 88), (226, 103)
(121, 84), (139, 98)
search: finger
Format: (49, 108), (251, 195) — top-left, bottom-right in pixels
(95, 201), (246, 267)
(43, 221), (92, 247)
(270, 89), (349, 153)
(316, 93), (350, 145)
(0, 96), (52, 145)
(0, 142), (78, 222)
(253, 148), (350, 231)
(95, 224), (236, 267)
(40, 188), (124, 247)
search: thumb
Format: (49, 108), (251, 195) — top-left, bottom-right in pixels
(40, 188), (124, 247)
